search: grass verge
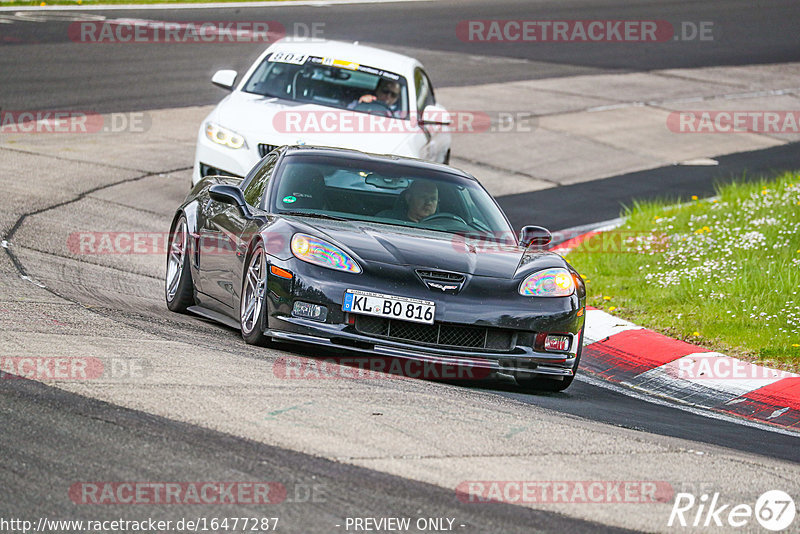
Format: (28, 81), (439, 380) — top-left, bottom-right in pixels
(566, 172), (800, 372)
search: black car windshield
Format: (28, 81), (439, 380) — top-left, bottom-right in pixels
(271, 153), (515, 240)
(243, 52), (410, 119)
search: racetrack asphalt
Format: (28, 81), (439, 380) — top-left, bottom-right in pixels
(2, 376), (639, 534)
(499, 142), (800, 231)
(2, 1), (800, 532)
(1, 0), (799, 112)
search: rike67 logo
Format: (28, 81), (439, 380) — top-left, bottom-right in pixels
(669, 490), (796, 531)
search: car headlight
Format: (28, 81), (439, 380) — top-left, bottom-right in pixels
(291, 234), (362, 274)
(519, 268), (575, 297)
(205, 122), (246, 149)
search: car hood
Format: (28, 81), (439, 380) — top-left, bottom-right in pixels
(214, 91), (418, 157)
(288, 217), (566, 279)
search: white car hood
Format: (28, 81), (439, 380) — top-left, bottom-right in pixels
(214, 91), (419, 156)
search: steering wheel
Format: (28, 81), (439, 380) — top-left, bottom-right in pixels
(353, 100), (394, 117)
(421, 213), (468, 225)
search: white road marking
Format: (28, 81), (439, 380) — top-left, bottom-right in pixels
(768, 407), (790, 420)
(679, 158), (719, 166)
(12, 10), (106, 21)
(586, 87), (800, 113)
(587, 102), (645, 112)
(1, 0), (432, 13)
(20, 274), (46, 288)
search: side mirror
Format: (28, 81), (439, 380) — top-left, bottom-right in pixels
(519, 225), (552, 248)
(209, 184), (246, 207)
(418, 104), (451, 127)
(211, 69), (237, 91)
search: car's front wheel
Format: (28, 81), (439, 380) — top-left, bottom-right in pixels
(165, 216), (195, 313)
(240, 243), (271, 346)
(517, 328), (584, 392)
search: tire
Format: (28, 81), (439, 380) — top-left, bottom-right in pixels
(517, 328), (584, 392)
(240, 243), (271, 346)
(165, 216), (195, 313)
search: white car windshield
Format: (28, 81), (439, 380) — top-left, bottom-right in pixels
(243, 53), (410, 119)
(271, 153), (516, 240)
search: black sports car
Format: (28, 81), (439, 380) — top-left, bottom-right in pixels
(166, 146), (586, 391)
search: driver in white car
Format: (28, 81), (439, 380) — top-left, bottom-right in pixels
(348, 78), (403, 117)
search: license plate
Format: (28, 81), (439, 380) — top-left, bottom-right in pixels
(343, 289), (435, 324)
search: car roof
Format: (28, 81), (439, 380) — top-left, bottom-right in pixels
(268, 38), (421, 74)
(281, 145), (474, 180)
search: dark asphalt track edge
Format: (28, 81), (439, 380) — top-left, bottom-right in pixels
(0, 375), (638, 534)
(497, 142), (800, 231)
(484, 379), (800, 464)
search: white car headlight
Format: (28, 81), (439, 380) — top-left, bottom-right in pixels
(205, 122), (246, 149)
(519, 268), (575, 297)
(291, 234), (361, 274)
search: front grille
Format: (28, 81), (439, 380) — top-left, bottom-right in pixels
(258, 144), (280, 157)
(415, 269), (466, 284)
(354, 315), (514, 351)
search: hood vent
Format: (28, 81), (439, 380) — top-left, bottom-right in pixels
(416, 269), (466, 294)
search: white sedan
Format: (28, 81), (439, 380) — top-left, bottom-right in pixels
(192, 38), (452, 186)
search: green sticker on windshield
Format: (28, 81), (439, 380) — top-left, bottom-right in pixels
(282, 195), (297, 204)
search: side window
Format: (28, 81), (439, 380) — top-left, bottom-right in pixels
(424, 72), (436, 107)
(414, 68), (436, 111)
(461, 189), (488, 228)
(242, 155), (277, 207)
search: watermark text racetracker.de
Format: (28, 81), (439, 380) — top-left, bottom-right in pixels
(271, 110), (536, 135)
(0, 110), (150, 134)
(69, 19), (325, 44)
(71, 20), (276, 44)
(668, 111), (800, 134)
(0, 517), (281, 533)
(69, 482), (288, 505)
(457, 20), (715, 42)
(456, 480), (674, 504)
(273, 355), (491, 381)
(69, 230), (670, 256)
(67, 231), (287, 256)
(666, 355), (796, 381)
(449, 230), (670, 255)
(0, 356), (148, 381)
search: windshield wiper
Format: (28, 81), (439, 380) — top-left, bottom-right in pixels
(280, 211), (349, 221)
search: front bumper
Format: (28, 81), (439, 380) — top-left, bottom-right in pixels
(269, 316), (578, 381)
(261, 257), (585, 382)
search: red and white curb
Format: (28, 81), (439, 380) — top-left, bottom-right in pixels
(549, 218), (623, 256)
(548, 223), (800, 431)
(580, 303), (799, 430)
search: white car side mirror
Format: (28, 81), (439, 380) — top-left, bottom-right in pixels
(211, 70), (238, 91)
(418, 104), (451, 127)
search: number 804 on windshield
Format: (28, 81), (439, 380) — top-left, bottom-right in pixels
(343, 289), (435, 324)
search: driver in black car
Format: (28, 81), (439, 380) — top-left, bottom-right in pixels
(348, 78), (403, 117)
(378, 180), (438, 222)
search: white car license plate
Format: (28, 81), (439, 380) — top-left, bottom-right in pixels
(343, 289), (435, 324)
